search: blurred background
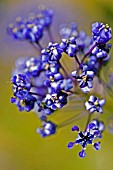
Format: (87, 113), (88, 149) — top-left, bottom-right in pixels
(1, 0), (113, 170)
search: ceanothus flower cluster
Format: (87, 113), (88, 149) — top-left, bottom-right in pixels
(8, 6), (112, 158)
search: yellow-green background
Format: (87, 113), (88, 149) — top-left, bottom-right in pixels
(1, 0), (113, 170)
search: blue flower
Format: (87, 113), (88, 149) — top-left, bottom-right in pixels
(45, 90), (68, 110)
(49, 79), (73, 93)
(90, 119), (105, 133)
(60, 37), (79, 57)
(7, 18), (43, 43)
(36, 120), (57, 137)
(86, 56), (99, 74)
(7, 6), (54, 43)
(47, 78), (73, 94)
(91, 44), (111, 62)
(41, 42), (63, 62)
(7, 21), (27, 41)
(12, 56), (44, 77)
(92, 22), (112, 44)
(59, 23), (93, 54)
(37, 100), (55, 115)
(59, 22), (78, 39)
(11, 74), (31, 99)
(37, 6), (54, 27)
(24, 22), (43, 43)
(67, 121), (102, 158)
(38, 90), (68, 115)
(76, 30), (93, 53)
(72, 69), (94, 93)
(85, 95), (106, 113)
(46, 72), (64, 82)
(10, 94), (36, 112)
(44, 61), (60, 75)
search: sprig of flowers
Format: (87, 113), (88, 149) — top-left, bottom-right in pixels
(8, 5), (113, 158)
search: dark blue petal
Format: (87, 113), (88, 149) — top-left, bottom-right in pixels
(67, 142), (75, 149)
(79, 150), (86, 158)
(93, 142), (101, 150)
(72, 125), (79, 131)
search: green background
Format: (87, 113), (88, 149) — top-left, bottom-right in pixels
(1, 0), (113, 170)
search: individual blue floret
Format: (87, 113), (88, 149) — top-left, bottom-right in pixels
(47, 78), (73, 94)
(91, 44), (111, 62)
(59, 22), (78, 39)
(36, 120), (57, 137)
(44, 61), (61, 76)
(71, 69), (94, 93)
(60, 37), (79, 57)
(85, 95), (106, 113)
(76, 31), (93, 53)
(7, 21), (27, 40)
(41, 42), (63, 62)
(45, 90), (68, 110)
(13, 56), (43, 77)
(38, 90), (68, 115)
(90, 119), (105, 138)
(10, 94), (36, 112)
(86, 55), (99, 74)
(23, 57), (43, 77)
(67, 121), (102, 158)
(92, 22), (112, 44)
(46, 72), (64, 82)
(24, 22), (43, 43)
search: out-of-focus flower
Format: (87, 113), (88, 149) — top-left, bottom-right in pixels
(36, 120), (57, 137)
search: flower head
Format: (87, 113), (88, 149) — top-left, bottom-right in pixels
(7, 18), (43, 43)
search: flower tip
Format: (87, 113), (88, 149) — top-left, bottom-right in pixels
(89, 122), (96, 130)
(72, 125), (79, 131)
(79, 150), (86, 158)
(93, 142), (101, 150)
(71, 71), (77, 77)
(67, 142), (74, 149)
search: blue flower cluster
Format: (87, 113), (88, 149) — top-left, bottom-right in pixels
(7, 6), (54, 44)
(8, 6), (112, 158)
